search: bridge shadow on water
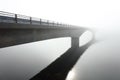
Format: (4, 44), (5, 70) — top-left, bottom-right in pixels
(30, 38), (95, 80)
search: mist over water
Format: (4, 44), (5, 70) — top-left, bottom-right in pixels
(0, 26), (120, 80)
(69, 26), (120, 80)
(0, 12), (120, 80)
(0, 38), (71, 80)
(0, 0), (120, 80)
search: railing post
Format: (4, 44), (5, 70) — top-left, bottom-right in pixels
(47, 20), (49, 25)
(40, 19), (41, 24)
(30, 17), (32, 24)
(15, 14), (17, 23)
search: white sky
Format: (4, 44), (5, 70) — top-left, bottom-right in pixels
(0, 0), (120, 27)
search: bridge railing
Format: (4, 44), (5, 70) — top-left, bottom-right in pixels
(0, 11), (71, 27)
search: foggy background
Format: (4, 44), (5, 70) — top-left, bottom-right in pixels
(0, 0), (120, 80)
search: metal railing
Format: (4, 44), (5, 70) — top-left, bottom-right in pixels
(0, 11), (71, 27)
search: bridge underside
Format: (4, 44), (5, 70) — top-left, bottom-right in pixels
(0, 23), (86, 48)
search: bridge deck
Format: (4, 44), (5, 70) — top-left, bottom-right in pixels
(0, 11), (87, 48)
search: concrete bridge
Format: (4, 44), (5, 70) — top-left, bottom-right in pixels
(0, 11), (95, 80)
(0, 11), (89, 48)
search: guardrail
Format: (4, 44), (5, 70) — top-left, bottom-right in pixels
(0, 11), (71, 27)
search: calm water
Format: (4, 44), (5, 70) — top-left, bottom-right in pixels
(0, 38), (71, 80)
(0, 33), (120, 80)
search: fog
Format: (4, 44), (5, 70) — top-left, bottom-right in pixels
(0, 0), (120, 80)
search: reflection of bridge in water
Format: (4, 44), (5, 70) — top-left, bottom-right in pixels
(0, 11), (94, 80)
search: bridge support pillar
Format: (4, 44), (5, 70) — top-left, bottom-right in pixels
(71, 37), (79, 48)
